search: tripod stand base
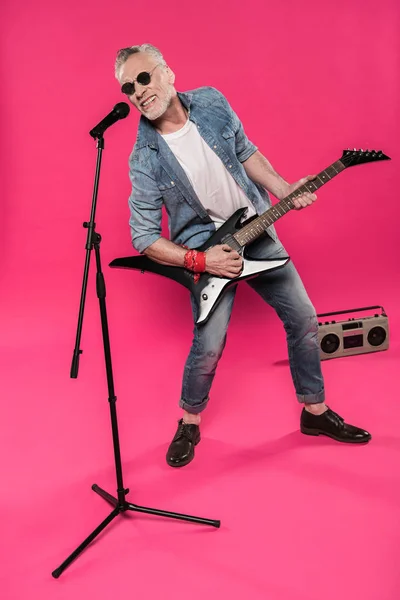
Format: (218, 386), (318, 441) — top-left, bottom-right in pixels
(52, 484), (220, 578)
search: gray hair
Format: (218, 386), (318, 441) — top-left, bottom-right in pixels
(114, 43), (166, 79)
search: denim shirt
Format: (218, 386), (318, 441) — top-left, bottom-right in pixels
(128, 86), (277, 253)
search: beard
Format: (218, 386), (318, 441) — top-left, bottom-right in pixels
(143, 87), (173, 121)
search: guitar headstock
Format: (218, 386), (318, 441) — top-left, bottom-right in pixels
(341, 148), (391, 168)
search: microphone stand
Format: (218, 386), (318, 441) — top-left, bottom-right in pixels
(52, 131), (220, 579)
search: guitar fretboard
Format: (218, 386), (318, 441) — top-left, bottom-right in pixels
(233, 160), (345, 247)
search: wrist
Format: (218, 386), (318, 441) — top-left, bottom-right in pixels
(183, 249), (206, 273)
(275, 180), (290, 201)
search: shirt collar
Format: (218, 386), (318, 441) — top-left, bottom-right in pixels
(135, 91), (193, 150)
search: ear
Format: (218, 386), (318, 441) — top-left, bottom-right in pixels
(166, 66), (175, 84)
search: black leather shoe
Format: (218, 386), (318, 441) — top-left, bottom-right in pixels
(166, 419), (201, 467)
(300, 407), (371, 443)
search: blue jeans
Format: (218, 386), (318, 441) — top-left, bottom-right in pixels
(179, 235), (325, 414)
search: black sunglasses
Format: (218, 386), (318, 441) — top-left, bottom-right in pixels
(121, 64), (161, 96)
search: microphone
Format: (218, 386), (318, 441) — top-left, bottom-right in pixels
(89, 102), (130, 138)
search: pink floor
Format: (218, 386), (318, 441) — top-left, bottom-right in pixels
(1, 275), (399, 600)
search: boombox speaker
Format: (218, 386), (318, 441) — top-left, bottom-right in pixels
(317, 305), (389, 360)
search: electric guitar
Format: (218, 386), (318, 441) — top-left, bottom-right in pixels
(110, 149), (390, 325)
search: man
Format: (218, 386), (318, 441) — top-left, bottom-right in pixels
(115, 43), (371, 467)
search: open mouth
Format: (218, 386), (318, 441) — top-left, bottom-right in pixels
(141, 95), (157, 109)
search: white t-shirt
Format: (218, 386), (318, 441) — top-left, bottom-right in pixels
(161, 119), (256, 228)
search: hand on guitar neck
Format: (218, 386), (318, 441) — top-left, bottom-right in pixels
(286, 174), (318, 210)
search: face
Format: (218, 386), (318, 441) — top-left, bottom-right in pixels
(118, 53), (175, 121)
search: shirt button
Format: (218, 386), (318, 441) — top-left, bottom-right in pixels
(229, 165), (232, 168)
(213, 145), (217, 149)
(171, 181), (175, 185)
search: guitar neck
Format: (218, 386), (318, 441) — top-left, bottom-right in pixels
(233, 159), (346, 247)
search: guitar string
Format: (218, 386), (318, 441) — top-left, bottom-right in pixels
(225, 153), (380, 249)
(233, 161), (346, 246)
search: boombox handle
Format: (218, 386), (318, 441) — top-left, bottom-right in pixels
(317, 305), (387, 318)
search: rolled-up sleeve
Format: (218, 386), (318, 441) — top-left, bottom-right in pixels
(231, 109), (258, 163)
(128, 162), (163, 254)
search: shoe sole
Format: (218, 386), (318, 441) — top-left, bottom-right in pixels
(301, 426), (371, 444)
(167, 434), (201, 468)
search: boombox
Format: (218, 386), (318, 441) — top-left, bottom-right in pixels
(317, 305), (389, 360)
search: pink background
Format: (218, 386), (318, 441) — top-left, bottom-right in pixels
(1, 0), (399, 598)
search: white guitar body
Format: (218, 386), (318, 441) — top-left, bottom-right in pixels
(196, 256), (289, 324)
